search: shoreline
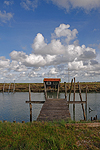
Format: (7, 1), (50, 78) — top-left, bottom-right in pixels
(0, 82), (100, 93)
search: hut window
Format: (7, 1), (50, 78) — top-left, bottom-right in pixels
(46, 81), (51, 85)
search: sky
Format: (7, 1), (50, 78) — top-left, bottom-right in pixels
(0, 0), (100, 83)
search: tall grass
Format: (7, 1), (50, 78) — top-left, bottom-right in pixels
(0, 120), (100, 150)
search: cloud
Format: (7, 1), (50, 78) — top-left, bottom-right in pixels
(20, 0), (38, 11)
(52, 24), (78, 44)
(0, 23), (100, 82)
(9, 61), (27, 72)
(49, 68), (58, 75)
(4, 1), (14, 5)
(32, 33), (47, 53)
(10, 50), (56, 67)
(0, 10), (14, 23)
(68, 58), (86, 70)
(32, 24), (96, 66)
(49, 0), (100, 11)
(0, 57), (10, 68)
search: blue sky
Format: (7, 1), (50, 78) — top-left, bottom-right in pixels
(0, 0), (100, 83)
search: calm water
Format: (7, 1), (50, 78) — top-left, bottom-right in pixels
(0, 92), (100, 122)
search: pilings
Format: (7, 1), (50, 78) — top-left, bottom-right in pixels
(64, 82), (67, 100)
(26, 84), (45, 122)
(29, 84), (32, 122)
(2, 82), (15, 93)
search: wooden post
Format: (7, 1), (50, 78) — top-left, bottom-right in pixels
(44, 82), (47, 100)
(3, 82), (5, 93)
(8, 83), (11, 93)
(73, 78), (75, 120)
(69, 79), (73, 101)
(29, 84), (32, 122)
(78, 82), (86, 121)
(57, 82), (59, 99)
(64, 82), (67, 100)
(85, 85), (88, 120)
(73, 78), (75, 101)
(13, 80), (15, 93)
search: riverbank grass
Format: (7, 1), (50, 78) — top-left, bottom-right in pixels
(0, 120), (100, 150)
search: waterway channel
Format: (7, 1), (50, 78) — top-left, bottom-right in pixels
(0, 92), (100, 122)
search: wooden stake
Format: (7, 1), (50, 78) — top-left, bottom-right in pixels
(64, 82), (67, 100)
(3, 82), (5, 93)
(8, 83), (11, 93)
(78, 82), (86, 121)
(73, 77), (75, 101)
(85, 85), (88, 120)
(69, 79), (73, 101)
(44, 82), (47, 100)
(29, 84), (32, 122)
(13, 80), (15, 93)
(73, 78), (75, 120)
(57, 82), (59, 99)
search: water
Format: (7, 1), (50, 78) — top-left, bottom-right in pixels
(0, 92), (100, 122)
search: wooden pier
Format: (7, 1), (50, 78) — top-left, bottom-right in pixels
(37, 98), (70, 121)
(26, 78), (88, 122)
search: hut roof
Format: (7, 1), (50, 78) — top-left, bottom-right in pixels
(44, 78), (61, 82)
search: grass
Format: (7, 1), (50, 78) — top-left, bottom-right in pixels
(0, 82), (100, 92)
(0, 120), (100, 150)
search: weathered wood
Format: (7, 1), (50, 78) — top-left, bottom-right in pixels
(44, 82), (47, 100)
(68, 101), (86, 104)
(86, 85), (88, 103)
(85, 85), (88, 120)
(8, 83), (11, 93)
(13, 80), (15, 93)
(3, 82), (5, 93)
(73, 78), (75, 120)
(57, 83), (59, 99)
(73, 78), (75, 101)
(29, 84), (32, 122)
(69, 79), (73, 101)
(78, 82), (86, 121)
(37, 99), (70, 121)
(64, 82), (67, 100)
(26, 101), (45, 104)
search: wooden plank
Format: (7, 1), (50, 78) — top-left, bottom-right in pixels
(26, 101), (45, 104)
(68, 101), (86, 104)
(37, 98), (70, 121)
(46, 98), (66, 101)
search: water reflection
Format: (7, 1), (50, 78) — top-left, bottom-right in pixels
(0, 92), (100, 122)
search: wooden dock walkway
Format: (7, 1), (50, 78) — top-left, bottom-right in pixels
(37, 98), (70, 121)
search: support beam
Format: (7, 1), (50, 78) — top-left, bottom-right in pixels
(29, 84), (32, 122)
(69, 79), (73, 101)
(68, 101), (86, 104)
(73, 77), (75, 120)
(26, 101), (45, 104)
(78, 82), (86, 121)
(3, 82), (5, 93)
(57, 82), (59, 99)
(64, 82), (67, 100)
(44, 82), (47, 100)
